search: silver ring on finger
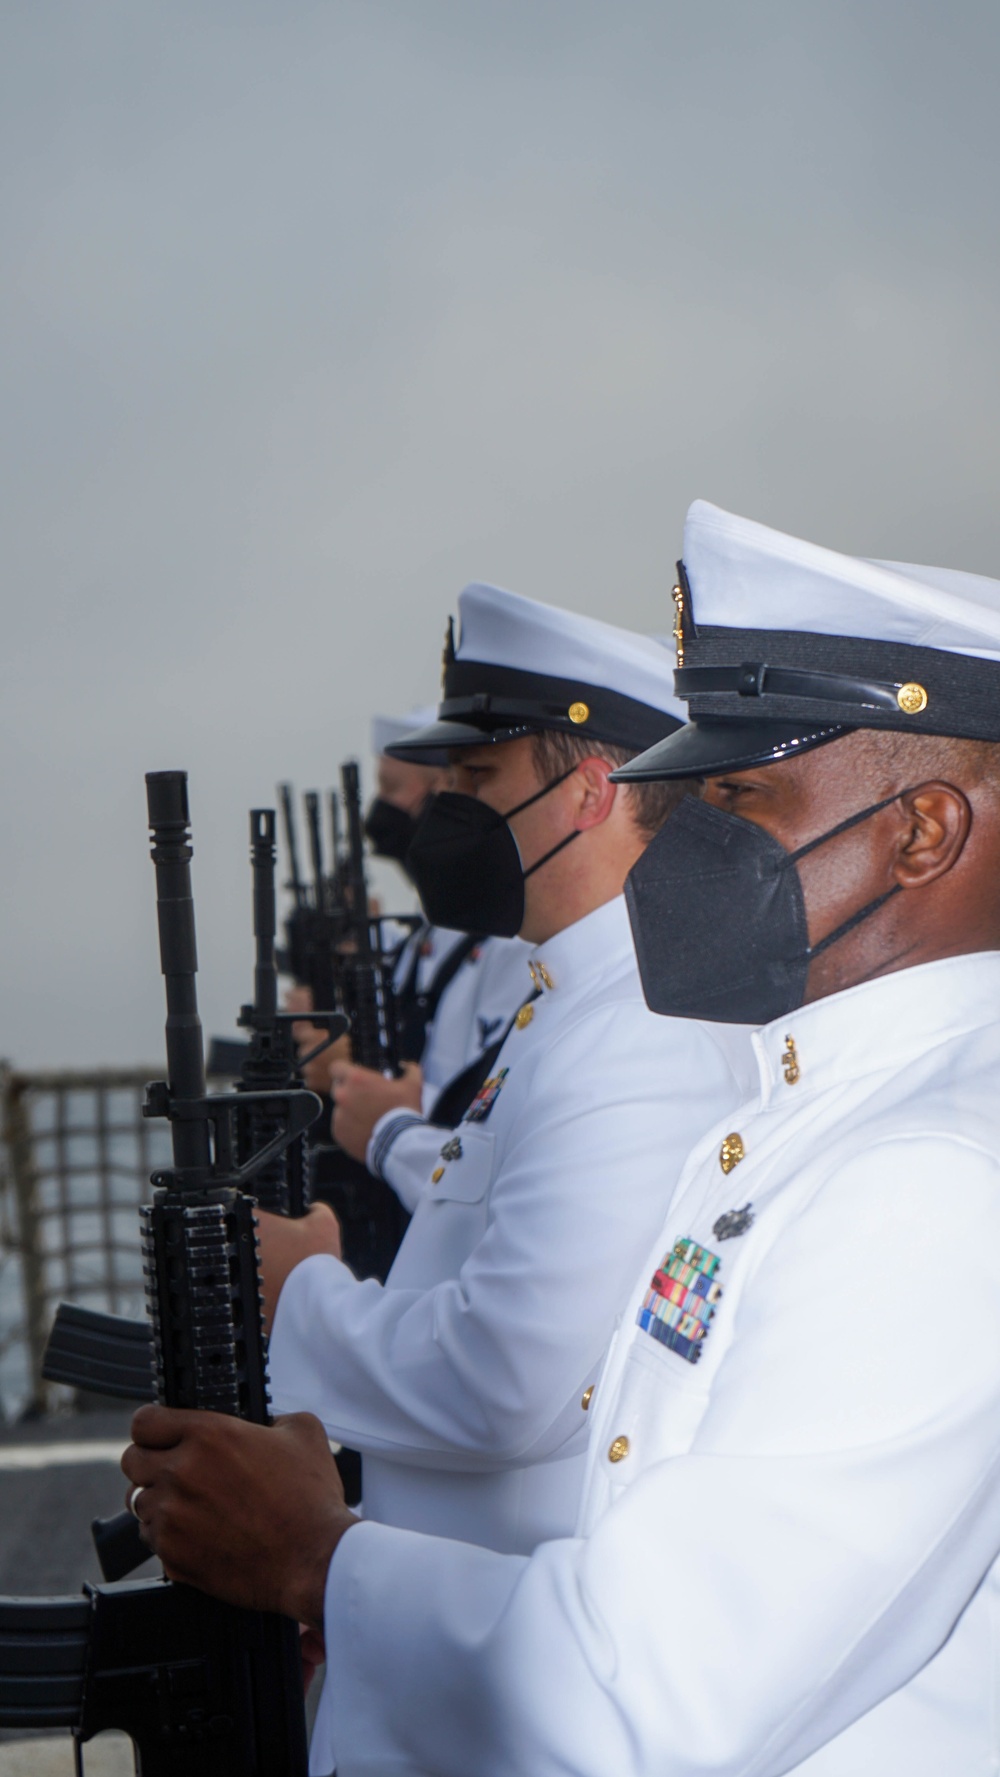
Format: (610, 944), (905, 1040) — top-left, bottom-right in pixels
(128, 1484), (147, 1520)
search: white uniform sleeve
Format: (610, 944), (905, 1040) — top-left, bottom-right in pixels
(366, 1110), (440, 1213)
(321, 1135), (1000, 1776)
(269, 1011), (741, 1471)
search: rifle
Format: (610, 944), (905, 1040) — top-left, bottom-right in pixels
(236, 807), (344, 1217)
(275, 785), (343, 1012)
(274, 782), (312, 988)
(1, 772), (325, 1771)
(43, 804), (346, 1481)
(292, 763), (413, 1283)
(338, 760), (401, 1076)
(329, 785), (350, 911)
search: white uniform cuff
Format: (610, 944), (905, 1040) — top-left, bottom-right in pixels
(366, 1108), (426, 1181)
(268, 1253), (356, 1415)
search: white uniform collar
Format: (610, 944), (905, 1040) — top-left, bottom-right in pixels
(525, 895), (635, 1000)
(752, 950), (1000, 1107)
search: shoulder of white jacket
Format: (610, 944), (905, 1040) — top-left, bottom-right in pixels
(772, 1130), (1000, 1266)
(813, 1024), (1000, 1153)
(832, 1117), (1000, 1181)
(522, 987), (743, 1079)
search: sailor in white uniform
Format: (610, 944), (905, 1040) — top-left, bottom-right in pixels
(126, 502), (1000, 1777)
(255, 583), (751, 1564)
(363, 707), (529, 1106)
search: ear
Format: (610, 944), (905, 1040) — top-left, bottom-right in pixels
(570, 757), (618, 832)
(893, 782), (972, 888)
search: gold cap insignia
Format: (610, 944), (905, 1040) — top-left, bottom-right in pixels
(568, 701), (589, 724)
(897, 682), (928, 715)
(672, 582), (685, 668)
(719, 1132), (746, 1175)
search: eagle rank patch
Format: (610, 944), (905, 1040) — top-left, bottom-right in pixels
(464, 1067), (509, 1124)
(713, 1203), (754, 1241)
(636, 1238), (723, 1364)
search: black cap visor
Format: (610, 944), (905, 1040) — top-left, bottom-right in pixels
(386, 716), (541, 765)
(610, 717), (850, 782)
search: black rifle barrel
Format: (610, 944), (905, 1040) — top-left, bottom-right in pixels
(145, 772), (210, 1175)
(279, 781), (307, 907)
(342, 760), (374, 962)
(304, 790), (325, 911)
(250, 808), (278, 1019)
(329, 785), (343, 877)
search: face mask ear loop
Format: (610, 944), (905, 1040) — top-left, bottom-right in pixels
(806, 883), (903, 961)
(522, 829), (581, 880)
(503, 764), (579, 821)
(785, 787), (916, 870)
(791, 787), (915, 960)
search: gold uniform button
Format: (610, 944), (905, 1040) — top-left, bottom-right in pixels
(515, 1003), (534, 1029)
(897, 682), (928, 715)
(608, 1435), (630, 1463)
(719, 1132), (746, 1175)
(568, 701), (590, 724)
(431, 1167), (445, 1183)
(581, 1386), (594, 1411)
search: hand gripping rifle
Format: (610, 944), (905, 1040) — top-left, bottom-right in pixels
(0, 774), (337, 1771)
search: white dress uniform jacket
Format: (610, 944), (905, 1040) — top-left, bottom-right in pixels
(318, 952), (1000, 1777)
(394, 927), (529, 1108)
(368, 939), (541, 1212)
(269, 894), (751, 1553)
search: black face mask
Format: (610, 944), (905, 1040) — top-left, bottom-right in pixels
(625, 791), (907, 1026)
(364, 797), (420, 865)
(405, 769), (579, 937)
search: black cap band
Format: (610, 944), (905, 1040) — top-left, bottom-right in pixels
(388, 657), (681, 761)
(610, 622), (1000, 783)
(678, 626), (1000, 740)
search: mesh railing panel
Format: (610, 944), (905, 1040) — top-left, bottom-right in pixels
(0, 1065), (172, 1418)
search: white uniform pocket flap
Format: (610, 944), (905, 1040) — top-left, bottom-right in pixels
(427, 1126), (496, 1204)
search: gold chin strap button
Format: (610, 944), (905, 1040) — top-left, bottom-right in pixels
(515, 1003), (535, 1030)
(568, 701), (589, 724)
(719, 1132), (745, 1175)
(897, 682), (928, 715)
(782, 1036), (801, 1084)
(608, 1435), (630, 1463)
(431, 1167), (445, 1184)
(581, 1386), (594, 1411)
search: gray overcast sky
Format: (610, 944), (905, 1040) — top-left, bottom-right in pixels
(2, 0), (999, 1067)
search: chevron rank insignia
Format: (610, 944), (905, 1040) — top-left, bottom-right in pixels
(464, 1068), (509, 1125)
(636, 1238), (723, 1364)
